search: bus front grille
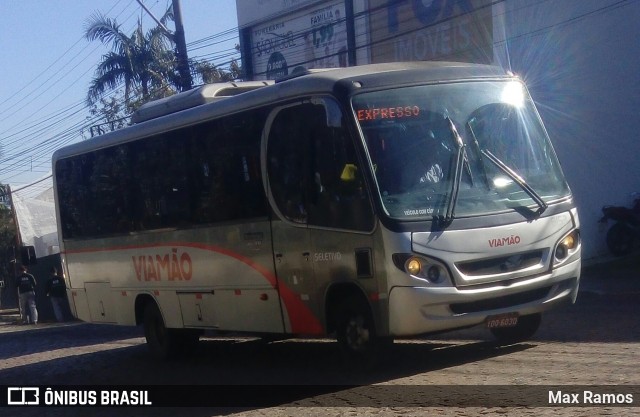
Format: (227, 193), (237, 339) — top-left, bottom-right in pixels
(455, 250), (544, 276)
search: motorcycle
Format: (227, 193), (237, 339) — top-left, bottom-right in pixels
(599, 193), (640, 256)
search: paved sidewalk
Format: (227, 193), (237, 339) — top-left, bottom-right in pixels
(0, 307), (81, 333)
(0, 308), (20, 324)
(580, 254), (640, 296)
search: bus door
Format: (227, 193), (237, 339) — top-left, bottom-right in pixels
(265, 98), (377, 335)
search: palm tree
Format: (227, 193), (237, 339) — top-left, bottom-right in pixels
(190, 44), (243, 84)
(192, 61), (236, 84)
(84, 10), (177, 107)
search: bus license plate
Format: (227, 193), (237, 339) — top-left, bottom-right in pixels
(485, 313), (519, 329)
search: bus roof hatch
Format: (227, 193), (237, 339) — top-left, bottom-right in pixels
(131, 81), (272, 124)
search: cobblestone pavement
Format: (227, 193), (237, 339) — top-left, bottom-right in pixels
(0, 262), (638, 417)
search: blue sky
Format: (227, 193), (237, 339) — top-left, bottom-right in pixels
(0, 0), (239, 194)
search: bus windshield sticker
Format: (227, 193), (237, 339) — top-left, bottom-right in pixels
(403, 208), (432, 216)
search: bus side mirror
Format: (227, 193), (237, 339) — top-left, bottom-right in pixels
(20, 246), (37, 265)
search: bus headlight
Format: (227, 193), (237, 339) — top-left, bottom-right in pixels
(406, 258), (422, 275)
(403, 256), (447, 284)
(554, 230), (580, 263)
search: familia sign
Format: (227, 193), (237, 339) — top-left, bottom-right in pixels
(251, 0), (347, 79)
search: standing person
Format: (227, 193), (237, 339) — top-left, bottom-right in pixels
(16, 265), (38, 325)
(46, 267), (66, 322)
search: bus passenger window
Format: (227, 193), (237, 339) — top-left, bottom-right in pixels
(267, 98), (374, 231)
(310, 125), (374, 231)
(267, 108), (310, 224)
(189, 110), (268, 224)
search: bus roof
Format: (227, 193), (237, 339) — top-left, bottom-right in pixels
(278, 61), (511, 87)
(53, 62), (513, 162)
(131, 81), (273, 123)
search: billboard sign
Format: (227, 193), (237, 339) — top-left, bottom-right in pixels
(251, 1), (347, 79)
(368, 0), (494, 64)
(237, 0), (320, 28)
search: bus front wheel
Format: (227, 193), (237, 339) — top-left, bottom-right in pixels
(490, 313), (541, 344)
(336, 296), (388, 366)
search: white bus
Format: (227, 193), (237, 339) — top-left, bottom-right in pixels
(53, 62), (581, 361)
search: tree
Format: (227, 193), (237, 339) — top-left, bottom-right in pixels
(0, 185), (18, 308)
(192, 55), (243, 84)
(192, 61), (235, 83)
(84, 10), (177, 107)
(84, 8), (243, 135)
(84, 95), (129, 138)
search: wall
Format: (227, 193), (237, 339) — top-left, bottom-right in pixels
(236, 0), (640, 259)
(366, 0), (494, 64)
(22, 254), (72, 322)
(237, 0), (494, 79)
(3, 254), (71, 321)
(494, 0), (640, 259)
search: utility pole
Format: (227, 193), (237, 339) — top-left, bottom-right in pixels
(136, 0), (192, 91)
(172, 0), (193, 91)
(1, 185), (20, 309)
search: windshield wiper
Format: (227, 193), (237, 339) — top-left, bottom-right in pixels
(466, 122), (490, 190)
(436, 117), (470, 227)
(481, 149), (548, 217)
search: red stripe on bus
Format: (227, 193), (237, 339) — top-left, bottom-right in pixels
(63, 242), (323, 335)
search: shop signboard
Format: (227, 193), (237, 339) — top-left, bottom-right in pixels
(367, 0), (494, 64)
(250, 1), (348, 79)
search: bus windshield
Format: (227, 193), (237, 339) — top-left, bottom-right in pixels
(353, 80), (570, 221)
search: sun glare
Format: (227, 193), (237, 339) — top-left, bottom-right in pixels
(501, 81), (525, 108)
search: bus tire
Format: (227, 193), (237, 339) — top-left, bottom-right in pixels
(490, 313), (541, 344)
(336, 295), (383, 367)
(143, 302), (182, 360)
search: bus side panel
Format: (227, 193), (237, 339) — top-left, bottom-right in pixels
(113, 290), (138, 326)
(68, 288), (91, 323)
(85, 283), (117, 323)
(214, 288), (284, 333)
(61, 221), (285, 331)
(177, 288), (283, 332)
(154, 290), (184, 328)
(178, 292), (219, 328)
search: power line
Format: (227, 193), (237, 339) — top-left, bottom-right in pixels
(0, 0), (174, 184)
(3, 0), (636, 188)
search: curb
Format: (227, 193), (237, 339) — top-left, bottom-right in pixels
(0, 309), (21, 324)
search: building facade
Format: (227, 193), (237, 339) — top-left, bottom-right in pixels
(236, 0), (640, 259)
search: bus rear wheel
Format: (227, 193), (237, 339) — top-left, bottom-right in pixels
(143, 302), (184, 360)
(490, 313), (541, 344)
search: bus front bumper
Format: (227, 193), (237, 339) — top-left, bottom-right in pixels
(387, 259), (580, 337)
